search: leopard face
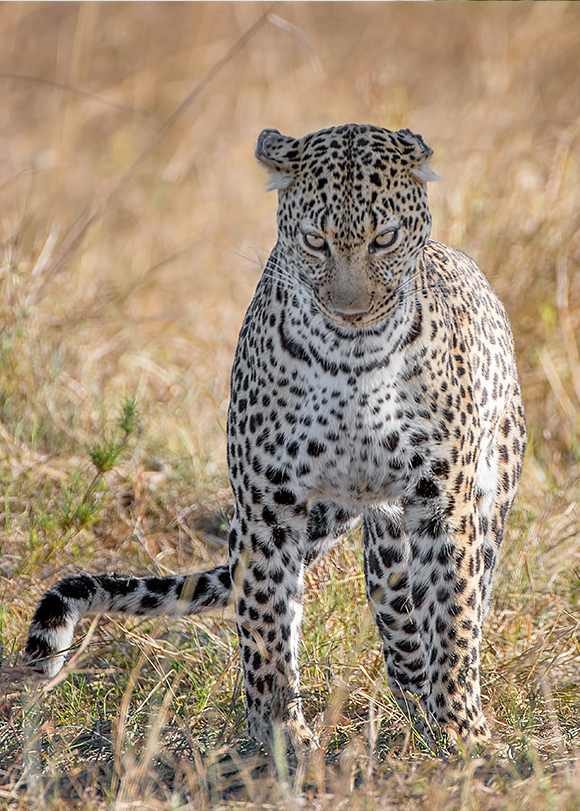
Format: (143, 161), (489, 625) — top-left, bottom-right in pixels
(256, 124), (438, 328)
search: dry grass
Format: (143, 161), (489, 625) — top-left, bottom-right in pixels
(1, 2), (580, 808)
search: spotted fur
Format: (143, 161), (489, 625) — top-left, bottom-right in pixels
(23, 124), (526, 754)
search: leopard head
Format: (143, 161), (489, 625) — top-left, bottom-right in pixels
(256, 124), (438, 328)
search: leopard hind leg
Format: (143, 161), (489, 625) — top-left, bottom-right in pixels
(362, 506), (428, 724)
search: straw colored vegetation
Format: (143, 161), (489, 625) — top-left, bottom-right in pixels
(1, 2), (580, 808)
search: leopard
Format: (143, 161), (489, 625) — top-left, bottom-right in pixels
(23, 123), (526, 755)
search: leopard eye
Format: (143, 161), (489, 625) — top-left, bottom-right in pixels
(303, 232), (328, 252)
(370, 228), (399, 252)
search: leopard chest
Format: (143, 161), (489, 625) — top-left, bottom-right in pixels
(228, 329), (440, 508)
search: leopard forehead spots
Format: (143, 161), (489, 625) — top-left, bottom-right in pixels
(257, 124), (434, 250)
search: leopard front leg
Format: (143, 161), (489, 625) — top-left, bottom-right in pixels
(404, 496), (490, 750)
(228, 502), (315, 755)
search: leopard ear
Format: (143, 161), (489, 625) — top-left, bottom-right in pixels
(395, 128), (440, 183)
(255, 129), (299, 192)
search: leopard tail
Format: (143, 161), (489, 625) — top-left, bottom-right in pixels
(23, 567), (232, 676)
